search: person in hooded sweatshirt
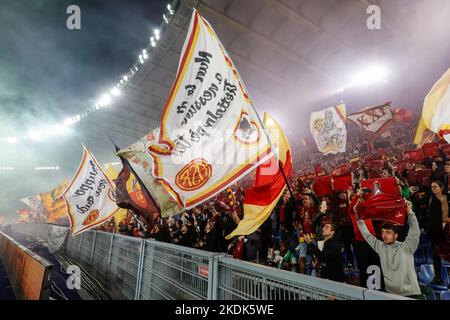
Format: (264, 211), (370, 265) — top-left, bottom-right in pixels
(355, 199), (421, 298)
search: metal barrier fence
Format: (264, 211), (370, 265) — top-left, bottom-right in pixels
(61, 229), (409, 300)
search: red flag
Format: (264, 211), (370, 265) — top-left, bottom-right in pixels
(332, 164), (351, 176)
(393, 159), (413, 174)
(422, 143), (440, 158)
(392, 108), (413, 124)
(313, 176), (333, 196)
(402, 149), (424, 162)
(314, 164), (324, 175)
(361, 177), (400, 196)
(356, 193), (407, 225)
(332, 174), (352, 192)
(364, 159), (385, 170)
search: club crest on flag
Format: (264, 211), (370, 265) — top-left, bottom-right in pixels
(63, 146), (120, 236)
(175, 158), (213, 191)
(234, 112), (260, 145)
(126, 175), (148, 208)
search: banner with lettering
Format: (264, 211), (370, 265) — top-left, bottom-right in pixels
(310, 103), (347, 155)
(347, 102), (393, 133)
(63, 146), (120, 236)
(147, 10), (272, 209)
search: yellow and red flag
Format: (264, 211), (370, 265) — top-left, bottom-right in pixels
(414, 68), (450, 145)
(41, 178), (69, 223)
(226, 113), (291, 239)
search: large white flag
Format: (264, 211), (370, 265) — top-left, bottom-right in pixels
(310, 104), (347, 155)
(63, 146), (120, 236)
(347, 102), (393, 133)
(147, 10), (272, 209)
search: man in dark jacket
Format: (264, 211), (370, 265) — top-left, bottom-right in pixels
(304, 223), (346, 283)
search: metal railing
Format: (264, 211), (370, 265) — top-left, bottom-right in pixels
(4, 224), (409, 300)
(60, 229), (409, 300)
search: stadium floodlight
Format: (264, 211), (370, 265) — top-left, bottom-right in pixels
(64, 118), (74, 126)
(6, 137), (17, 144)
(123, 75), (128, 81)
(110, 87), (121, 97)
(98, 93), (112, 107)
(163, 14), (169, 24)
(350, 64), (389, 87)
(167, 4), (174, 15)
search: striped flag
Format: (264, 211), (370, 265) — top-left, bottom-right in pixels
(225, 114), (291, 240)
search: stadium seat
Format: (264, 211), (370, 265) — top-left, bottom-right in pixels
(424, 245), (434, 264)
(414, 247), (426, 265)
(440, 291), (450, 300)
(418, 264), (450, 290)
(442, 259), (450, 268)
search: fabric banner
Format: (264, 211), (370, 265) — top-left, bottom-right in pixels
(361, 177), (400, 196)
(332, 174), (352, 192)
(63, 146), (120, 236)
(356, 193), (407, 226)
(392, 107), (413, 124)
(347, 102), (393, 133)
(313, 175), (333, 196)
(40, 178), (69, 223)
(414, 68), (450, 144)
(421, 142), (440, 158)
(310, 104), (346, 155)
(402, 149), (424, 162)
(116, 155), (160, 226)
(298, 171), (326, 183)
(117, 128), (184, 217)
(226, 113), (291, 239)
(47, 225), (69, 254)
(20, 194), (42, 212)
(147, 10), (272, 209)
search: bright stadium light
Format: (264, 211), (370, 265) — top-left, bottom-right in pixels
(27, 129), (41, 141)
(98, 93), (112, 106)
(350, 64), (389, 87)
(123, 75), (128, 81)
(163, 14), (169, 24)
(6, 137), (17, 144)
(110, 87), (121, 97)
(167, 4), (174, 14)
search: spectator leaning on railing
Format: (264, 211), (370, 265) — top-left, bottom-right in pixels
(355, 199), (422, 298)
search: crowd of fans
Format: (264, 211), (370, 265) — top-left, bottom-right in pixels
(97, 121), (450, 299)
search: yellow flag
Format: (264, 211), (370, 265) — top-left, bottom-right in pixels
(42, 178), (69, 223)
(414, 68), (450, 145)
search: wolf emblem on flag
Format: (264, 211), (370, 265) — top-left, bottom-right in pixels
(310, 104), (347, 155)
